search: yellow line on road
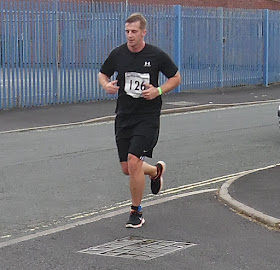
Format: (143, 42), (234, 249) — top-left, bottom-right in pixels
(160, 163), (280, 196)
(64, 163), (279, 220)
(1, 163), (279, 248)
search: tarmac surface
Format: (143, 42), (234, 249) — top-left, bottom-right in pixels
(0, 84), (279, 269)
(0, 84), (279, 231)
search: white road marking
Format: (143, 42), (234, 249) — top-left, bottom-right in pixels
(0, 99), (279, 135)
(1, 163), (279, 249)
(1, 101), (279, 248)
(0, 188), (216, 249)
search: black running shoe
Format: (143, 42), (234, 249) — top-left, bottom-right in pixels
(125, 210), (145, 228)
(150, 161), (166, 195)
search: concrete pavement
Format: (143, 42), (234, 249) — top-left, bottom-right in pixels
(0, 84), (279, 270)
(0, 84), (279, 230)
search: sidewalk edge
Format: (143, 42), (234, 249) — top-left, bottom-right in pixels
(217, 172), (280, 231)
(2, 99), (280, 135)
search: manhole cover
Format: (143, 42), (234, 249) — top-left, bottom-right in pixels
(78, 236), (197, 260)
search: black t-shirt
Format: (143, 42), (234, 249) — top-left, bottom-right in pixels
(100, 43), (178, 115)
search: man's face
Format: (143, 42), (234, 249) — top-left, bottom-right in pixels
(125, 21), (146, 49)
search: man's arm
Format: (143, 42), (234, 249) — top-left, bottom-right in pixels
(98, 72), (119, 95)
(142, 71), (181, 100)
(159, 71), (181, 94)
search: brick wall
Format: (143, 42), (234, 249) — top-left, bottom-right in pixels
(13, 0), (280, 10)
(97, 0), (280, 10)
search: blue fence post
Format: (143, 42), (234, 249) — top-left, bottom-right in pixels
(0, 0), (4, 110)
(52, 0), (59, 103)
(174, 5), (182, 93)
(263, 9), (269, 87)
(218, 7), (224, 88)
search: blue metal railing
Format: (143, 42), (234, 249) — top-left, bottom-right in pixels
(1, 1), (280, 110)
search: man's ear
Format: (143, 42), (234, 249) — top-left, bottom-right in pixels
(142, 29), (147, 37)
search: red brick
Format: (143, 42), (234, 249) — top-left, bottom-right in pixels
(12, 0), (280, 10)
(94, 0), (280, 10)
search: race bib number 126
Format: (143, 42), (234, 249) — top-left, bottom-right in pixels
(124, 72), (150, 98)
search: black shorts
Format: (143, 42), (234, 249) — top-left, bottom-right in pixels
(115, 114), (160, 162)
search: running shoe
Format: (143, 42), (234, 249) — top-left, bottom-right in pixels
(150, 161), (166, 195)
(125, 210), (145, 228)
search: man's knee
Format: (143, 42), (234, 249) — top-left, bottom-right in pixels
(127, 154), (142, 175)
(120, 155), (142, 175)
(120, 162), (129, 175)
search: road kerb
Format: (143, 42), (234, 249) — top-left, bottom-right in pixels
(1, 99), (280, 134)
(218, 174), (280, 231)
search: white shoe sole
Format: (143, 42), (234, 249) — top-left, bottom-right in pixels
(156, 161), (166, 193)
(125, 217), (145, 228)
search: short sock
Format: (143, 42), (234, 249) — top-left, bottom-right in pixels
(131, 205), (142, 212)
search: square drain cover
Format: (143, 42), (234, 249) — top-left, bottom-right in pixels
(78, 236), (197, 260)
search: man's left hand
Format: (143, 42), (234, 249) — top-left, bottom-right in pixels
(142, 84), (160, 100)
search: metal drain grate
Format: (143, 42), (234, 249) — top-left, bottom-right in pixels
(78, 236), (197, 260)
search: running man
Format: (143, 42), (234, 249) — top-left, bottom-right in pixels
(98, 12), (181, 228)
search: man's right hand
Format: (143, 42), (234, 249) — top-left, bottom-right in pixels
(105, 80), (119, 95)
(98, 72), (119, 95)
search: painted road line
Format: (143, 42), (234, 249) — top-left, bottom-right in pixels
(0, 188), (217, 249)
(1, 164), (279, 245)
(1, 99), (280, 135)
(159, 164), (278, 196)
(15, 173), (247, 236)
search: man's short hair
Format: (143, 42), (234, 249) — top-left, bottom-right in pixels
(126, 13), (147, 30)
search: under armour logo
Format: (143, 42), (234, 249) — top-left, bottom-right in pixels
(144, 61), (151, 67)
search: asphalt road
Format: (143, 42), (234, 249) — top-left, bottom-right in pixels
(0, 101), (280, 269)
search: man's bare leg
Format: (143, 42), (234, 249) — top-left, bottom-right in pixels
(127, 154), (145, 206)
(121, 157), (165, 203)
(142, 161), (157, 178)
